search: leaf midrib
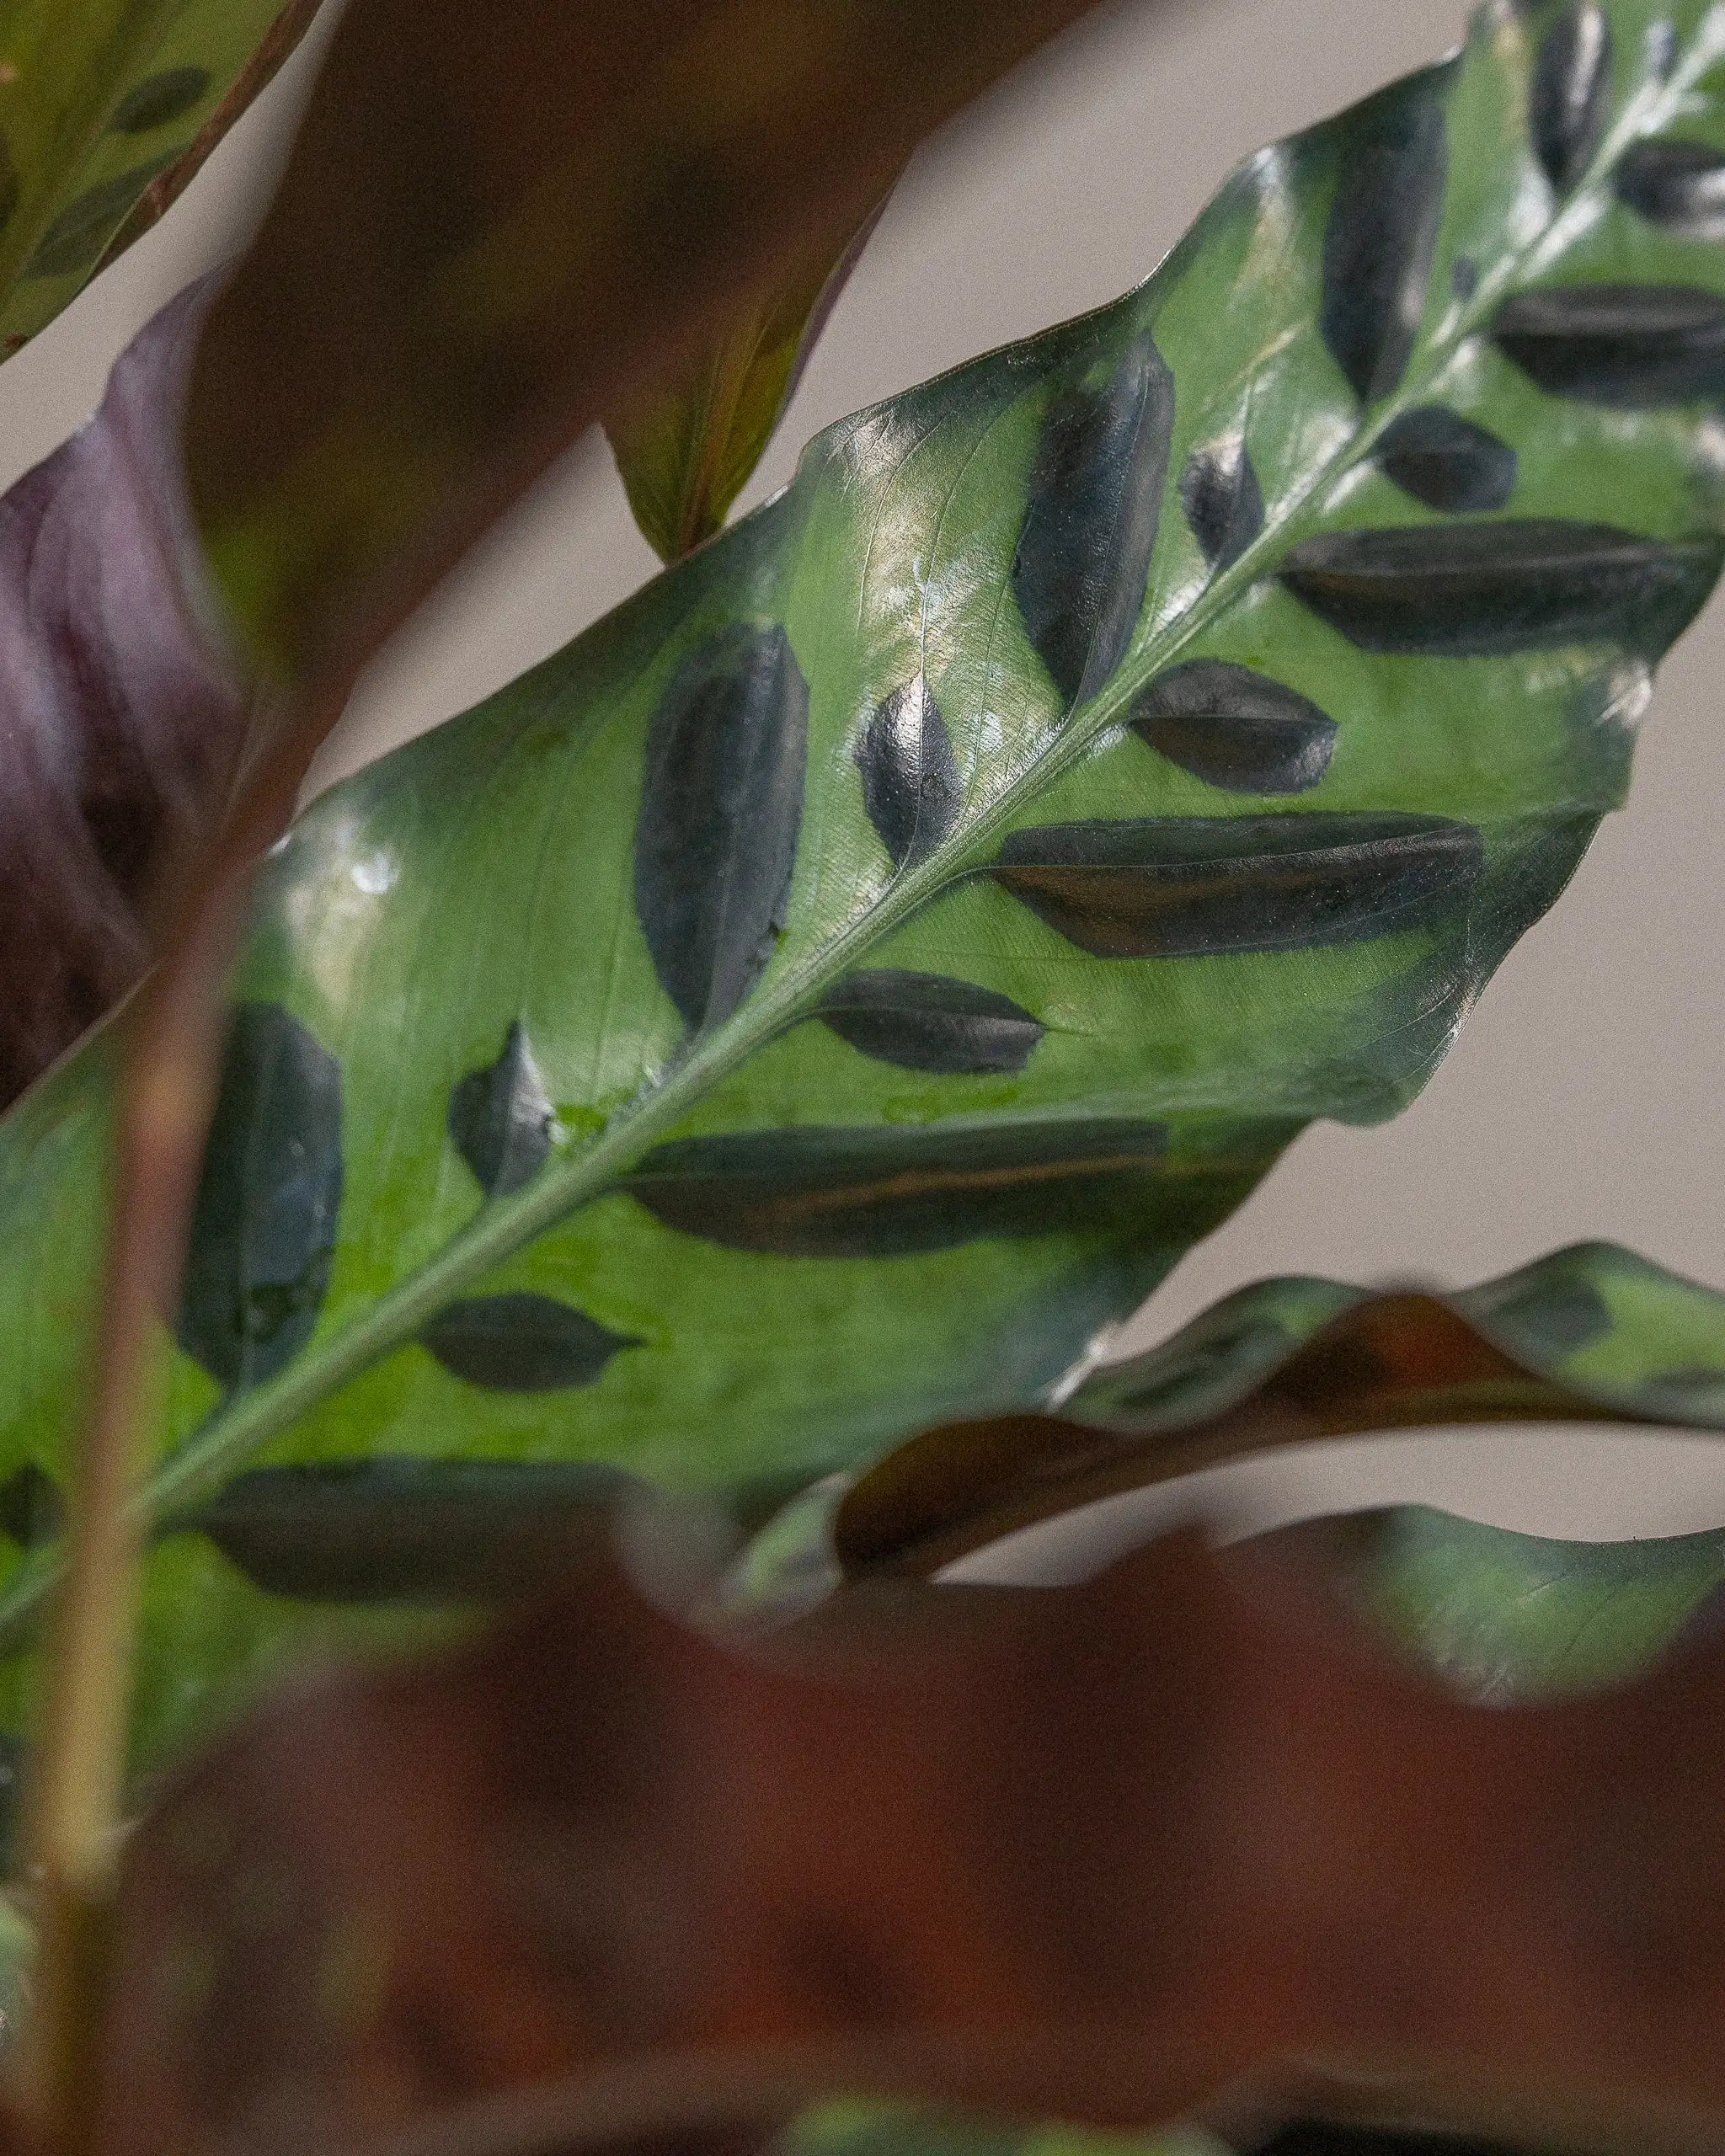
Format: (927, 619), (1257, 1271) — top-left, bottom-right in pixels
(0, 9), (1704, 1652)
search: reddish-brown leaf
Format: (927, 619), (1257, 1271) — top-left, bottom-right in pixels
(836, 1290), (1663, 1579)
(94, 1531), (1725, 2156)
(605, 189), (896, 562)
(184, 0), (1133, 688)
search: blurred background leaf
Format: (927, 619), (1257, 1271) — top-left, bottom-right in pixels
(1261, 1504), (1725, 1702)
(181, 0), (1140, 689)
(0, 0), (323, 357)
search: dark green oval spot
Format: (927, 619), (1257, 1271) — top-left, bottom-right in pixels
(1375, 406), (1517, 513)
(1462, 1262), (1613, 1356)
(450, 1022), (557, 1197)
(1130, 660), (1336, 795)
(1321, 69), (1450, 403)
(1615, 139), (1725, 240)
(110, 66), (211, 134)
(0, 1464), (61, 1550)
(177, 1003), (343, 1393)
(820, 970), (1044, 1075)
(1012, 329), (1173, 704)
(856, 679), (959, 869)
(23, 154), (179, 279)
(191, 1460), (643, 1603)
(994, 812), (1482, 958)
(1179, 433), (1264, 570)
(422, 1294), (640, 1391)
(1530, 3), (1612, 193)
(1280, 519), (1720, 656)
(625, 1118), (1170, 1257)
(634, 622), (808, 1031)
(1492, 283), (1725, 407)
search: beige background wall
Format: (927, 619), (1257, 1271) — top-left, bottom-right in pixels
(12, 0), (1724, 1546)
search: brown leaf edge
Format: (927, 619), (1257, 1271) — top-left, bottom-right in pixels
(86, 1527), (1725, 2156)
(833, 1285), (1692, 1581)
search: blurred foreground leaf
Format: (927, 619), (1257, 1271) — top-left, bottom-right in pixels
(183, 0), (1137, 686)
(89, 1524), (1725, 2155)
(777, 2104), (1228, 2156)
(1264, 1506), (1725, 1703)
(15, 0), (1145, 2107)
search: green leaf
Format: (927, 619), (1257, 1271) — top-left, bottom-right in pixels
(0, 0), (323, 357)
(1079, 1238), (1725, 1432)
(3, 0), (1725, 1783)
(1267, 1504), (1725, 1703)
(833, 1241), (1725, 1577)
(606, 198), (891, 562)
(774, 2102), (1227, 2156)
(772, 2103), (1530, 2156)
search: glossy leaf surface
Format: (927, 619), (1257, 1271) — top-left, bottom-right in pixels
(0, 0), (321, 357)
(606, 200), (891, 563)
(6, 0), (1725, 1780)
(836, 1241), (1725, 1575)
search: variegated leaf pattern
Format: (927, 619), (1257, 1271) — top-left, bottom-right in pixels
(1, 0), (1724, 1786)
(1077, 1238), (1725, 1433)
